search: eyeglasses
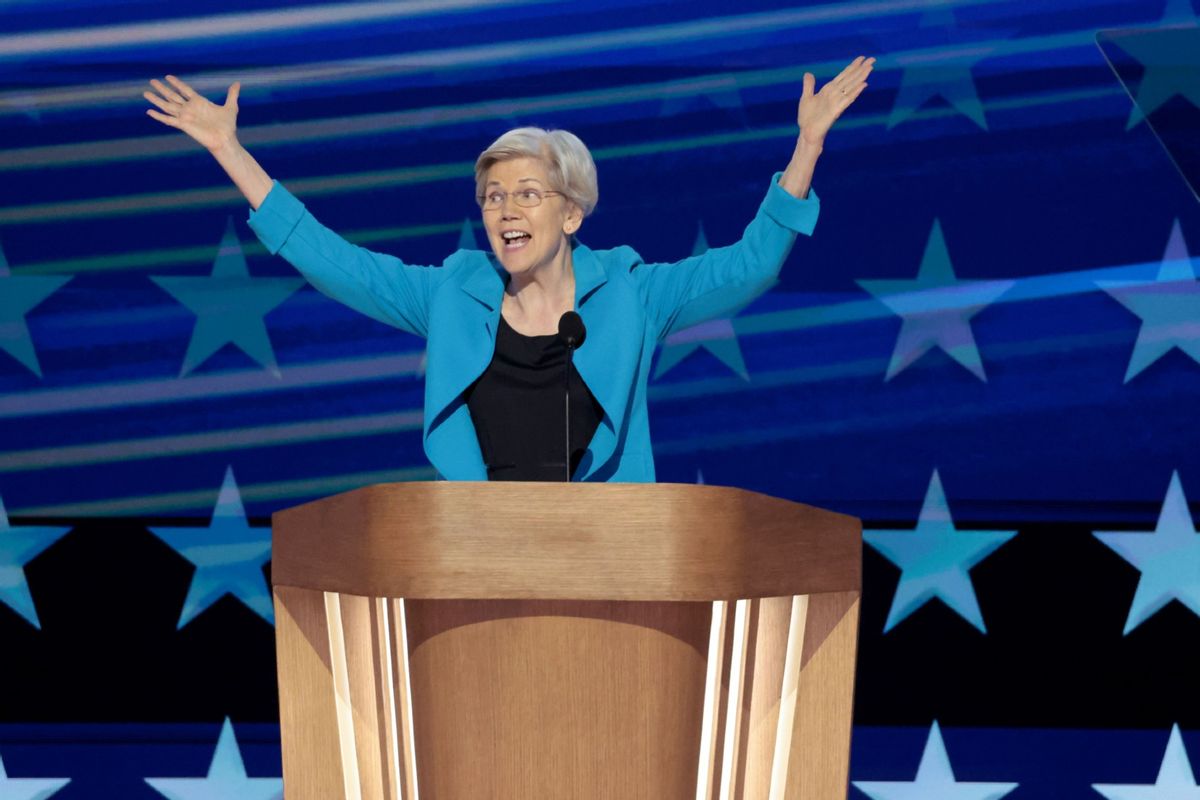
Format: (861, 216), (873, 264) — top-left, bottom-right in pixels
(478, 188), (564, 211)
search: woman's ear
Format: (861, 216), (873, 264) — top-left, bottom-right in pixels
(564, 203), (584, 235)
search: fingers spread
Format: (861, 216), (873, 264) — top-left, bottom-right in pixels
(146, 108), (180, 128)
(150, 78), (185, 105)
(165, 74), (196, 99)
(143, 90), (175, 115)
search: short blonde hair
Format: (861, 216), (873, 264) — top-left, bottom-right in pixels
(474, 127), (598, 217)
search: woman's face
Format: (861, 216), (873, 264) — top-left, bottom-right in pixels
(481, 156), (581, 278)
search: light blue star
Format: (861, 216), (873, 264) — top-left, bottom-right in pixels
(1098, 220), (1200, 382)
(658, 74), (747, 126)
(0, 750), (70, 799)
(0, 495), (70, 629)
(145, 718), (282, 800)
(858, 220), (1013, 381)
(150, 467), (273, 628)
(1093, 724), (1200, 799)
(887, 8), (992, 130)
(151, 217), (304, 377)
(1112, 19), (1200, 130)
(853, 721), (1018, 800)
(654, 223), (750, 380)
(0, 242), (71, 378)
(1095, 471), (1200, 634)
(457, 217), (478, 250)
(865, 470), (1016, 634)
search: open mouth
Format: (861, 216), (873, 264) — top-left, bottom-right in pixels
(502, 231), (531, 251)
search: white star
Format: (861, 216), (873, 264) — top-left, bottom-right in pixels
(853, 721), (1018, 799)
(145, 718), (282, 800)
(149, 467), (273, 628)
(1094, 471), (1200, 634)
(1093, 725), (1200, 799)
(865, 470), (1016, 634)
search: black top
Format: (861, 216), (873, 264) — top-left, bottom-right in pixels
(465, 315), (603, 481)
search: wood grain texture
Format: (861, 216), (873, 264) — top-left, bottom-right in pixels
(403, 599), (711, 799)
(735, 596), (794, 799)
(272, 482), (861, 601)
(271, 483), (864, 799)
(273, 586), (348, 800)
(783, 592), (861, 800)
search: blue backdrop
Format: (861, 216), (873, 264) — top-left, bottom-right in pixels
(1, 0), (1198, 797)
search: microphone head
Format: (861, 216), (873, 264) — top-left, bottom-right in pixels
(557, 311), (587, 349)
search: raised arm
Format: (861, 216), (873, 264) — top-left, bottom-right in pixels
(144, 75), (445, 337)
(144, 76), (272, 209)
(779, 55), (874, 199)
(633, 55), (874, 338)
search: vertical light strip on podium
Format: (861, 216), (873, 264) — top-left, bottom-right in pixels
(768, 595), (808, 800)
(376, 598), (403, 800)
(392, 598), (420, 800)
(324, 591), (364, 800)
(696, 599), (728, 800)
(719, 598), (751, 800)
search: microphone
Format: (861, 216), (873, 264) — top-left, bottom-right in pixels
(557, 311), (586, 349)
(557, 311), (587, 482)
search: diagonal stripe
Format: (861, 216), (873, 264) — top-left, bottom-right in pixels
(0, 86), (1122, 227)
(0, 411), (423, 472)
(0, 352), (424, 418)
(0, 0), (1005, 117)
(0, 0), (551, 58)
(8, 465), (437, 517)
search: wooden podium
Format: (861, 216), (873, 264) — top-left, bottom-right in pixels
(271, 482), (861, 799)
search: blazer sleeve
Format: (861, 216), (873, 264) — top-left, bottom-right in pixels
(630, 173), (819, 340)
(247, 181), (446, 338)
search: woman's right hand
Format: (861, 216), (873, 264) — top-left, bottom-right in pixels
(144, 75), (240, 152)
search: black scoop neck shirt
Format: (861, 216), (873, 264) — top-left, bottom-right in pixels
(464, 315), (603, 482)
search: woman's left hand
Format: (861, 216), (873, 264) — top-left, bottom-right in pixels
(797, 56), (875, 147)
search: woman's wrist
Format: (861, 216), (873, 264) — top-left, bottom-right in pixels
(793, 133), (824, 161)
(208, 132), (241, 158)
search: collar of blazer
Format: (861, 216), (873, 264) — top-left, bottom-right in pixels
(424, 242), (631, 480)
(458, 240), (609, 311)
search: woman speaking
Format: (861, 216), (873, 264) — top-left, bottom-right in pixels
(144, 56), (874, 482)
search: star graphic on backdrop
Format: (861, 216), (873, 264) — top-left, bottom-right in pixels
(1098, 220), (1200, 382)
(853, 721), (1018, 800)
(865, 470), (1016, 634)
(658, 74), (748, 127)
(150, 467), (273, 628)
(0, 751), (70, 799)
(1111, 13), (1200, 130)
(0, 494), (70, 629)
(458, 217), (479, 250)
(145, 718), (282, 800)
(654, 223), (750, 380)
(151, 217), (304, 377)
(0, 241), (72, 378)
(887, 8), (994, 130)
(1094, 471), (1200, 634)
(1157, 0), (1198, 26)
(1093, 724), (1200, 799)
(858, 219), (1013, 381)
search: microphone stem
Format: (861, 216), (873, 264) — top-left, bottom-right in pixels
(564, 347), (573, 482)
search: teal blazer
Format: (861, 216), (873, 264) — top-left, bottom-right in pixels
(247, 174), (819, 482)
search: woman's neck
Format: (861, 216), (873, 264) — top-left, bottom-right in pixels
(504, 247), (576, 330)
